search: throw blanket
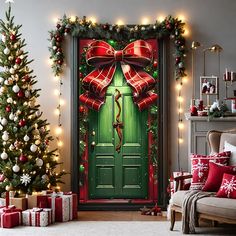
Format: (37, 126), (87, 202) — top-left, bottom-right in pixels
(182, 190), (215, 234)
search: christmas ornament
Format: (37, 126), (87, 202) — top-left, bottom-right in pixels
(20, 173), (31, 186)
(13, 116), (18, 122)
(1, 118), (8, 126)
(3, 47), (10, 55)
(4, 79), (9, 85)
(79, 105), (85, 113)
(19, 154), (28, 163)
(36, 158), (43, 167)
(9, 113), (14, 120)
(35, 140), (41, 145)
(7, 97), (13, 103)
(175, 57), (181, 64)
(15, 57), (22, 64)
(17, 90), (24, 98)
(13, 126), (18, 132)
(0, 124), (3, 130)
(23, 135), (30, 142)
(35, 110), (41, 117)
(19, 119), (26, 127)
(9, 144), (14, 151)
(153, 60), (158, 68)
(79, 164), (85, 172)
(0, 77), (4, 84)
(24, 90), (30, 98)
(9, 68), (15, 74)
(152, 71), (158, 78)
(1, 151), (8, 160)
(10, 33), (16, 41)
(30, 144), (37, 152)
(2, 131), (9, 141)
(13, 64), (19, 69)
(5, 105), (11, 112)
(5, 185), (11, 191)
(12, 84), (20, 93)
(22, 75), (30, 82)
(12, 164), (20, 173)
(1, 34), (6, 43)
(41, 174), (48, 182)
(0, 174), (5, 182)
(178, 62), (184, 69)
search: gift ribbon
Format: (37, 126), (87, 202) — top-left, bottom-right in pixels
(79, 40), (158, 111)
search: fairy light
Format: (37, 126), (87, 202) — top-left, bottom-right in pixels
(157, 15), (165, 22)
(70, 15), (76, 22)
(116, 19), (124, 26)
(48, 59), (53, 66)
(88, 16), (97, 24)
(141, 17), (149, 25)
(178, 14), (186, 21)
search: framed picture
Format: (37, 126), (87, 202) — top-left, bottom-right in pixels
(200, 76), (218, 95)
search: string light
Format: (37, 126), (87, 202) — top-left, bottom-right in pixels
(88, 16), (97, 24)
(141, 17), (149, 25)
(157, 15), (165, 22)
(70, 15), (76, 22)
(116, 19), (124, 26)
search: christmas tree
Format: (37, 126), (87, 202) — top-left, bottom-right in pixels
(0, 4), (65, 195)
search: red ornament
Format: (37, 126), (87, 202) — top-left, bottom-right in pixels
(10, 34), (16, 41)
(175, 57), (181, 64)
(19, 119), (26, 127)
(57, 59), (63, 65)
(22, 75), (30, 82)
(57, 48), (62, 53)
(0, 174), (5, 182)
(15, 57), (22, 65)
(17, 90), (25, 98)
(19, 154), (28, 163)
(45, 139), (49, 145)
(65, 28), (70, 33)
(103, 24), (109, 30)
(79, 105), (85, 113)
(5, 105), (11, 112)
(153, 60), (158, 68)
(56, 36), (62, 42)
(190, 106), (198, 116)
(79, 72), (83, 78)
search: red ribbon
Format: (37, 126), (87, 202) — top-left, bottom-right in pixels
(79, 40), (158, 111)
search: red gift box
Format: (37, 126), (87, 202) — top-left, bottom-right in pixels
(0, 206), (22, 228)
(47, 192), (78, 222)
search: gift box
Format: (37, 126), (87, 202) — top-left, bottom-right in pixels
(0, 206), (22, 228)
(0, 198), (5, 207)
(22, 208), (52, 227)
(47, 192), (77, 222)
(10, 197), (28, 210)
(27, 195), (48, 209)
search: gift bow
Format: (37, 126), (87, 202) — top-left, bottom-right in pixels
(79, 40), (158, 111)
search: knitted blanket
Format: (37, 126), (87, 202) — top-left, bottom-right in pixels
(182, 190), (215, 234)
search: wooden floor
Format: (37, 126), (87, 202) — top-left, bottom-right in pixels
(78, 211), (168, 221)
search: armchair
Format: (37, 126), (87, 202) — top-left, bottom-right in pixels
(170, 129), (236, 232)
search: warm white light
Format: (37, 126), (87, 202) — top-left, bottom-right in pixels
(141, 17), (149, 25)
(89, 17), (97, 24)
(178, 108), (183, 113)
(46, 125), (50, 131)
(54, 109), (60, 115)
(157, 15), (165, 22)
(179, 138), (184, 144)
(59, 99), (65, 106)
(183, 77), (188, 84)
(55, 126), (62, 135)
(177, 96), (184, 102)
(116, 19), (124, 26)
(176, 84), (182, 91)
(58, 140), (63, 147)
(178, 122), (184, 129)
(70, 15), (76, 22)
(52, 17), (59, 24)
(54, 89), (59, 96)
(48, 59), (53, 66)
(178, 14), (186, 21)
(53, 76), (60, 81)
(183, 28), (190, 36)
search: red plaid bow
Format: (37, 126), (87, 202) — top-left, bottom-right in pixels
(79, 40), (158, 111)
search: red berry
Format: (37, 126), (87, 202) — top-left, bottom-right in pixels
(57, 59), (63, 65)
(10, 34), (16, 41)
(175, 57), (181, 64)
(79, 72), (83, 78)
(56, 36), (62, 42)
(19, 154), (28, 163)
(17, 90), (25, 98)
(57, 48), (62, 53)
(65, 28), (70, 33)
(19, 119), (26, 127)
(153, 60), (158, 68)
(5, 105), (11, 112)
(79, 105), (85, 113)
(15, 57), (22, 65)
(22, 75), (30, 82)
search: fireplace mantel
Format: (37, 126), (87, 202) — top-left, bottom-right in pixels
(185, 113), (236, 169)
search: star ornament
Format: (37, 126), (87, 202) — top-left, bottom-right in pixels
(5, 0), (14, 3)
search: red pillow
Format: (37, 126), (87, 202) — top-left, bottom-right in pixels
(202, 162), (236, 192)
(216, 173), (236, 199)
(190, 151), (231, 190)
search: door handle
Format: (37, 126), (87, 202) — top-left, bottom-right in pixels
(113, 89), (123, 153)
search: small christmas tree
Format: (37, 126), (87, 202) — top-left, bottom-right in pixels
(0, 4), (65, 195)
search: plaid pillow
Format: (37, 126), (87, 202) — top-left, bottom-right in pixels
(190, 151), (231, 190)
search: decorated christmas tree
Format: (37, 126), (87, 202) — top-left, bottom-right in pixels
(0, 4), (65, 195)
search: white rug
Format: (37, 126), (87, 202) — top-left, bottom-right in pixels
(0, 221), (235, 236)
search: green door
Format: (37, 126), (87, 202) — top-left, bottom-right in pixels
(88, 65), (148, 199)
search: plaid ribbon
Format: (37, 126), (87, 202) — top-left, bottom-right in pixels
(79, 40), (158, 111)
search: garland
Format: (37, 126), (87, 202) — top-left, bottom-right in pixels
(48, 15), (187, 181)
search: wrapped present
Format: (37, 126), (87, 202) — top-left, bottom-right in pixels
(10, 197), (28, 210)
(22, 208), (52, 227)
(0, 206), (22, 228)
(27, 194), (48, 209)
(63, 192), (78, 220)
(0, 198), (5, 207)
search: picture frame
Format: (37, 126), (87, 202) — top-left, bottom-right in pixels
(200, 76), (218, 96)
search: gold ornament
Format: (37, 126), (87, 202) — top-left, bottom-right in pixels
(35, 140), (41, 145)
(8, 56), (14, 61)
(5, 185), (11, 191)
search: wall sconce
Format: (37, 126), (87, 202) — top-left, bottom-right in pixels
(191, 41), (201, 99)
(203, 44), (223, 100)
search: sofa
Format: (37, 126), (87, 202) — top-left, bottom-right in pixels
(170, 130), (236, 233)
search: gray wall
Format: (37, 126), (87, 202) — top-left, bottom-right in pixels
(1, 0), (236, 191)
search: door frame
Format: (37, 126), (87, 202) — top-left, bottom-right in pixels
(71, 37), (170, 210)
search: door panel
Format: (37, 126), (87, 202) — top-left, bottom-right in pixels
(89, 66), (148, 199)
